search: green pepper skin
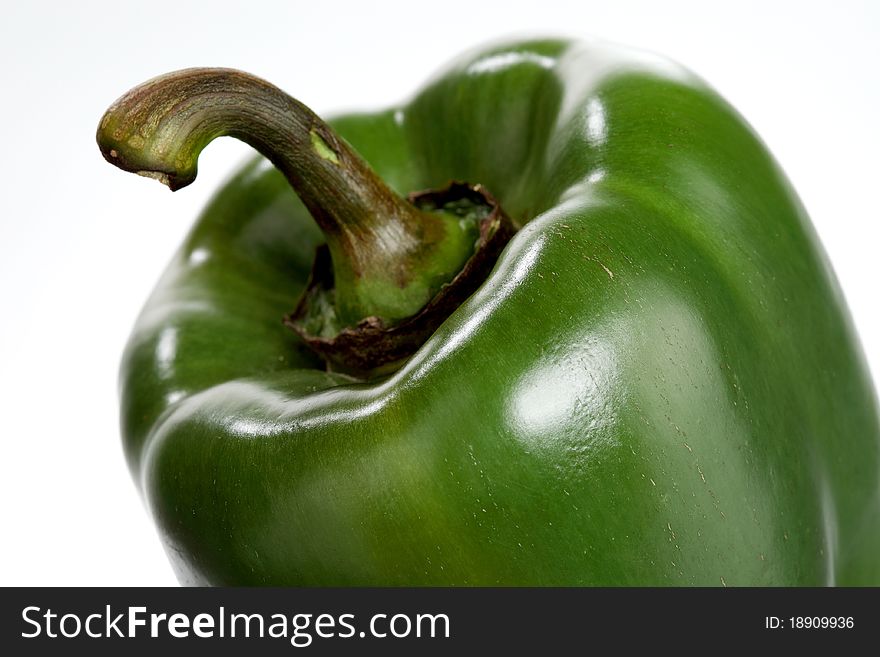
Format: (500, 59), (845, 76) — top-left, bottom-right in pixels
(121, 38), (880, 585)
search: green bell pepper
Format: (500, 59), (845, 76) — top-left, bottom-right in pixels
(97, 38), (880, 585)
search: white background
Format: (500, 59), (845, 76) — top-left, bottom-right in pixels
(1, 0), (877, 586)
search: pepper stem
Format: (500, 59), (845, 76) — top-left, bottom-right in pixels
(97, 68), (479, 327)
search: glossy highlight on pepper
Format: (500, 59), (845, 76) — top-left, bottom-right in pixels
(99, 38), (880, 585)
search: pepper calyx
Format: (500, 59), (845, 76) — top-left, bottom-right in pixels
(284, 182), (515, 375)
